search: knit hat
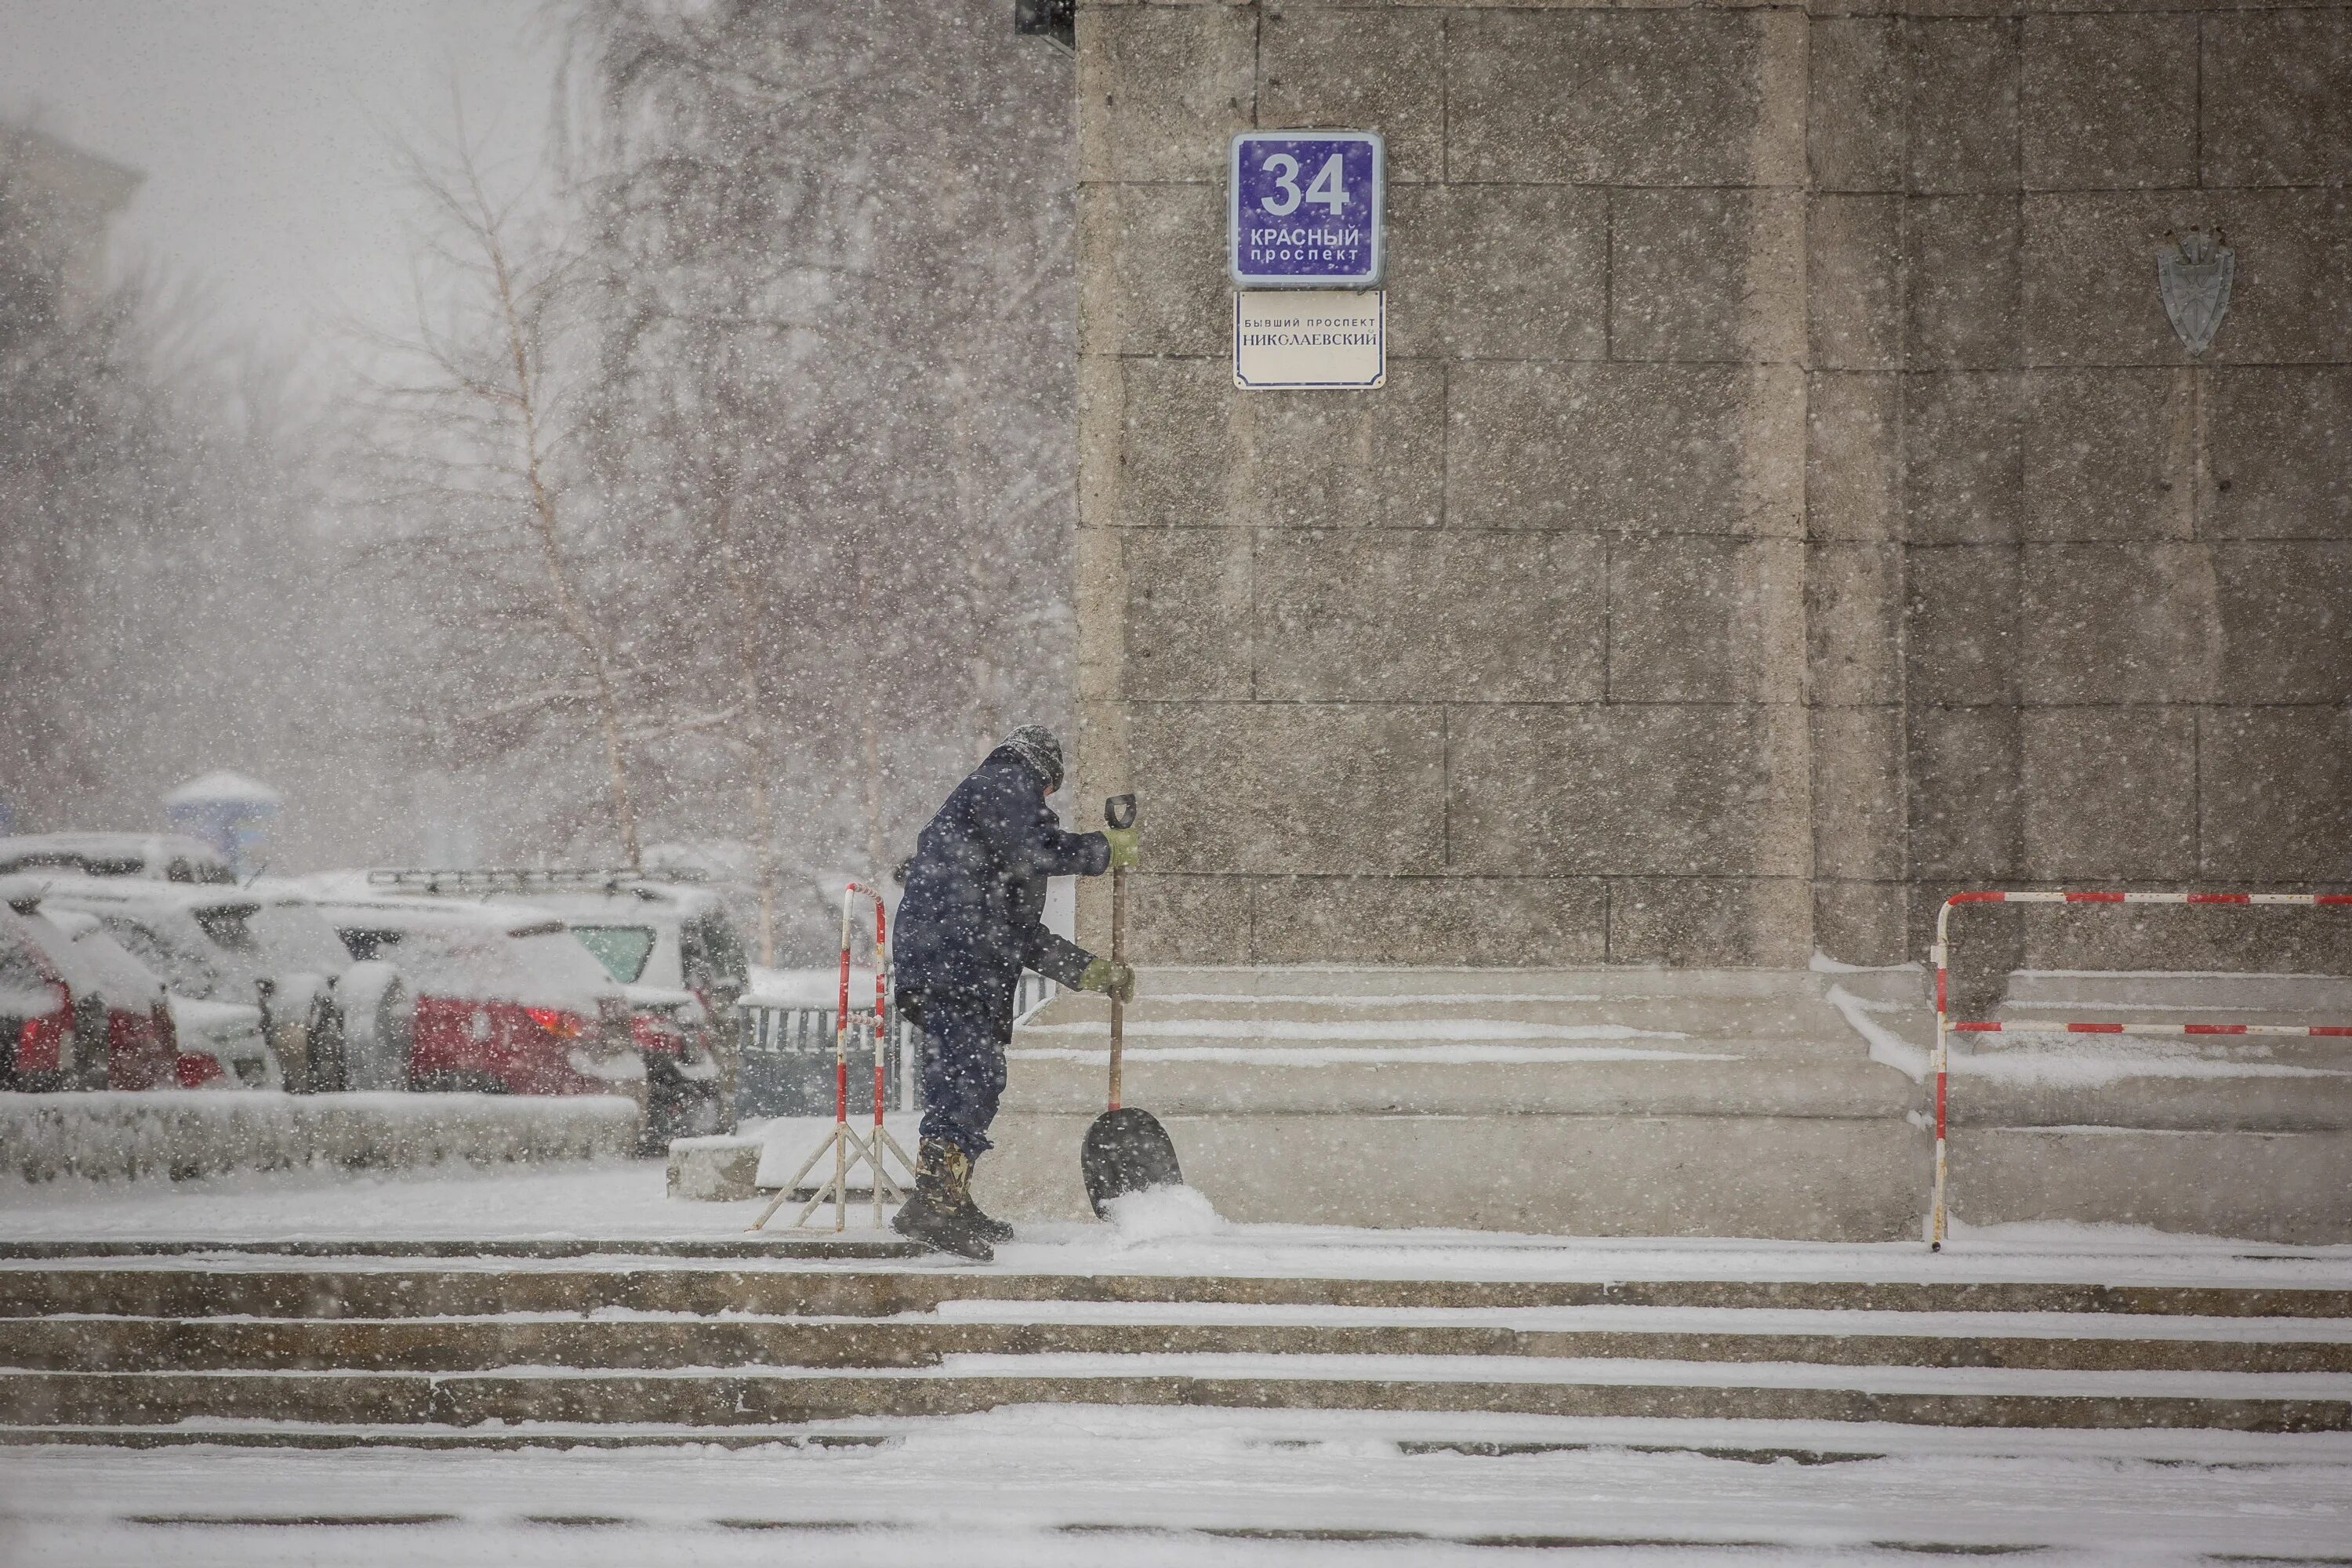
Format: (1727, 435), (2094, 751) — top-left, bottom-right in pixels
(999, 725), (1065, 793)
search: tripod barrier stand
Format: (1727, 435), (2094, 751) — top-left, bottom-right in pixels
(749, 880), (916, 1232)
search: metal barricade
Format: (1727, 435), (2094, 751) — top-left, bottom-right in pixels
(734, 973), (1061, 1120)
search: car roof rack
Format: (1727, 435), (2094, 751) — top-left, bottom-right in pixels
(365, 866), (709, 894)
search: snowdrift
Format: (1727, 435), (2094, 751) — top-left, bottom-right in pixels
(0, 1091), (641, 1183)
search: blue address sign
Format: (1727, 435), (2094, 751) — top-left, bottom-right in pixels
(1229, 131), (1385, 289)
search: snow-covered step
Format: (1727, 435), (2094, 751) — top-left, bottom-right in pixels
(0, 1237), (919, 1263)
(2002, 970), (2352, 1021)
(5, 1305), (2347, 1375)
(1037, 967), (1882, 1046)
(1120, 968), (1846, 1000)
(997, 966), (2352, 1238)
(2, 1238), (2347, 1437)
(1091, 994), (1856, 1040)
(2, 1357), (2344, 1432)
(5, 1259), (2349, 1320)
(1000, 1052), (1913, 1116)
(1000, 967), (1926, 1236)
(0, 1418), (902, 1452)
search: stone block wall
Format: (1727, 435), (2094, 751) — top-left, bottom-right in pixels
(1834, 7), (2352, 969)
(1072, 0), (2352, 971)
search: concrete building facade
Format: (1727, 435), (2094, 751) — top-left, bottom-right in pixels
(1069, 1), (2352, 973)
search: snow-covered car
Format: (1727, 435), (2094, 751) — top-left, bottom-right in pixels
(307, 894), (648, 1120)
(0, 833), (234, 885)
(34, 908), (191, 1088)
(31, 878), (405, 1092)
(0, 887), (180, 1090)
(353, 868), (743, 1142)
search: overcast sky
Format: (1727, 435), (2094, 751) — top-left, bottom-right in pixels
(0, 0), (562, 368)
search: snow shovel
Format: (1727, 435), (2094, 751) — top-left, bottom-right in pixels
(1080, 793), (1182, 1217)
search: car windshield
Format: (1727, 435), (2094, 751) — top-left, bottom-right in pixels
(100, 916), (234, 1000)
(570, 924), (656, 985)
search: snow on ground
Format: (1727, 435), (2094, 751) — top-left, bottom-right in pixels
(0, 1160), (750, 1243)
(3, 1406), (2350, 1565)
(746, 1113), (921, 1190)
(0, 1091), (639, 1183)
(5, 1158), (2352, 1288)
(1011, 1042), (1730, 1065)
(1016, 1018), (1688, 1040)
(1826, 983), (2352, 1086)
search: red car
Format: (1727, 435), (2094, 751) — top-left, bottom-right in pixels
(2, 891), (180, 1091)
(313, 898), (644, 1102)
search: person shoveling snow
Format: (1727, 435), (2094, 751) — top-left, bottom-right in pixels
(890, 727), (1136, 1261)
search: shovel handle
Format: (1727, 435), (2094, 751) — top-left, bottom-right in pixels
(1105, 795), (1134, 1112)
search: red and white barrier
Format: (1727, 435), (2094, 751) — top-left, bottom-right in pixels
(749, 882), (915, 1234)
(1929, 889), (2352, 1251)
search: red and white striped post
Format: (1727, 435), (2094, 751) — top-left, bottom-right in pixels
(844, 882), (910, 1229)
(1929, 889), (2352, 1251)
(748, 881), (915, 1234)
(824, 885), (859, 1230)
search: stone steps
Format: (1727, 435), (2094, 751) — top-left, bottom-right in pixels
(1080, 996), (1853, 1038)
(11, 1264), (2346, 1319)
(998, 1055), (1915, 1116)
(2, 1248), (2347, 1440)
(0, 1238), (921, 1263)
(1115, 968), (1842, 1001)
(4, 1421), (898, 1451)
(992, 966), (1928, 1237)
(5, 1311), (2347, 1374)
(998, 966), (2352, 1238)
(4, 1363), (2345, 1433)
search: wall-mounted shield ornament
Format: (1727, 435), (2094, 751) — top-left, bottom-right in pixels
(2156, 230), (2233, 357)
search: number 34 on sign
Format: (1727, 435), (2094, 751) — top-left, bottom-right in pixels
(1229, 131), (1385, 390)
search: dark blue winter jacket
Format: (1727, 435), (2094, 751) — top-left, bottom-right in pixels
(893, 746), (1108, 1014)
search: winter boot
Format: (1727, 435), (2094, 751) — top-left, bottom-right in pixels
(891, 1138), (993, 1261)
(958, 1160), (1015, 1245)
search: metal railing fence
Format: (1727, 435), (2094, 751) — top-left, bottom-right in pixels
(732, 975), (1058, 1120)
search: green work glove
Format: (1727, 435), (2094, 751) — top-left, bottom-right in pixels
(1102, 824), (1139, 870)
(1080, 958), (1137, 1004)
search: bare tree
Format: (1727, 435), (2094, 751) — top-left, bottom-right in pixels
(559, 0), (1078, 960)
(0, 140), (356, 848)
(361, 131), (648, 866)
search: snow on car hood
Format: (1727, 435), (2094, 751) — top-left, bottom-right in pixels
(166, 995), (266, 1051)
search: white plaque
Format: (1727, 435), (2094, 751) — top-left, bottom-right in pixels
(1232, 289), (1385, 390)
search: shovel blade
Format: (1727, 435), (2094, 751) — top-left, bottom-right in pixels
(1081, 1106), (1182, 1218)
